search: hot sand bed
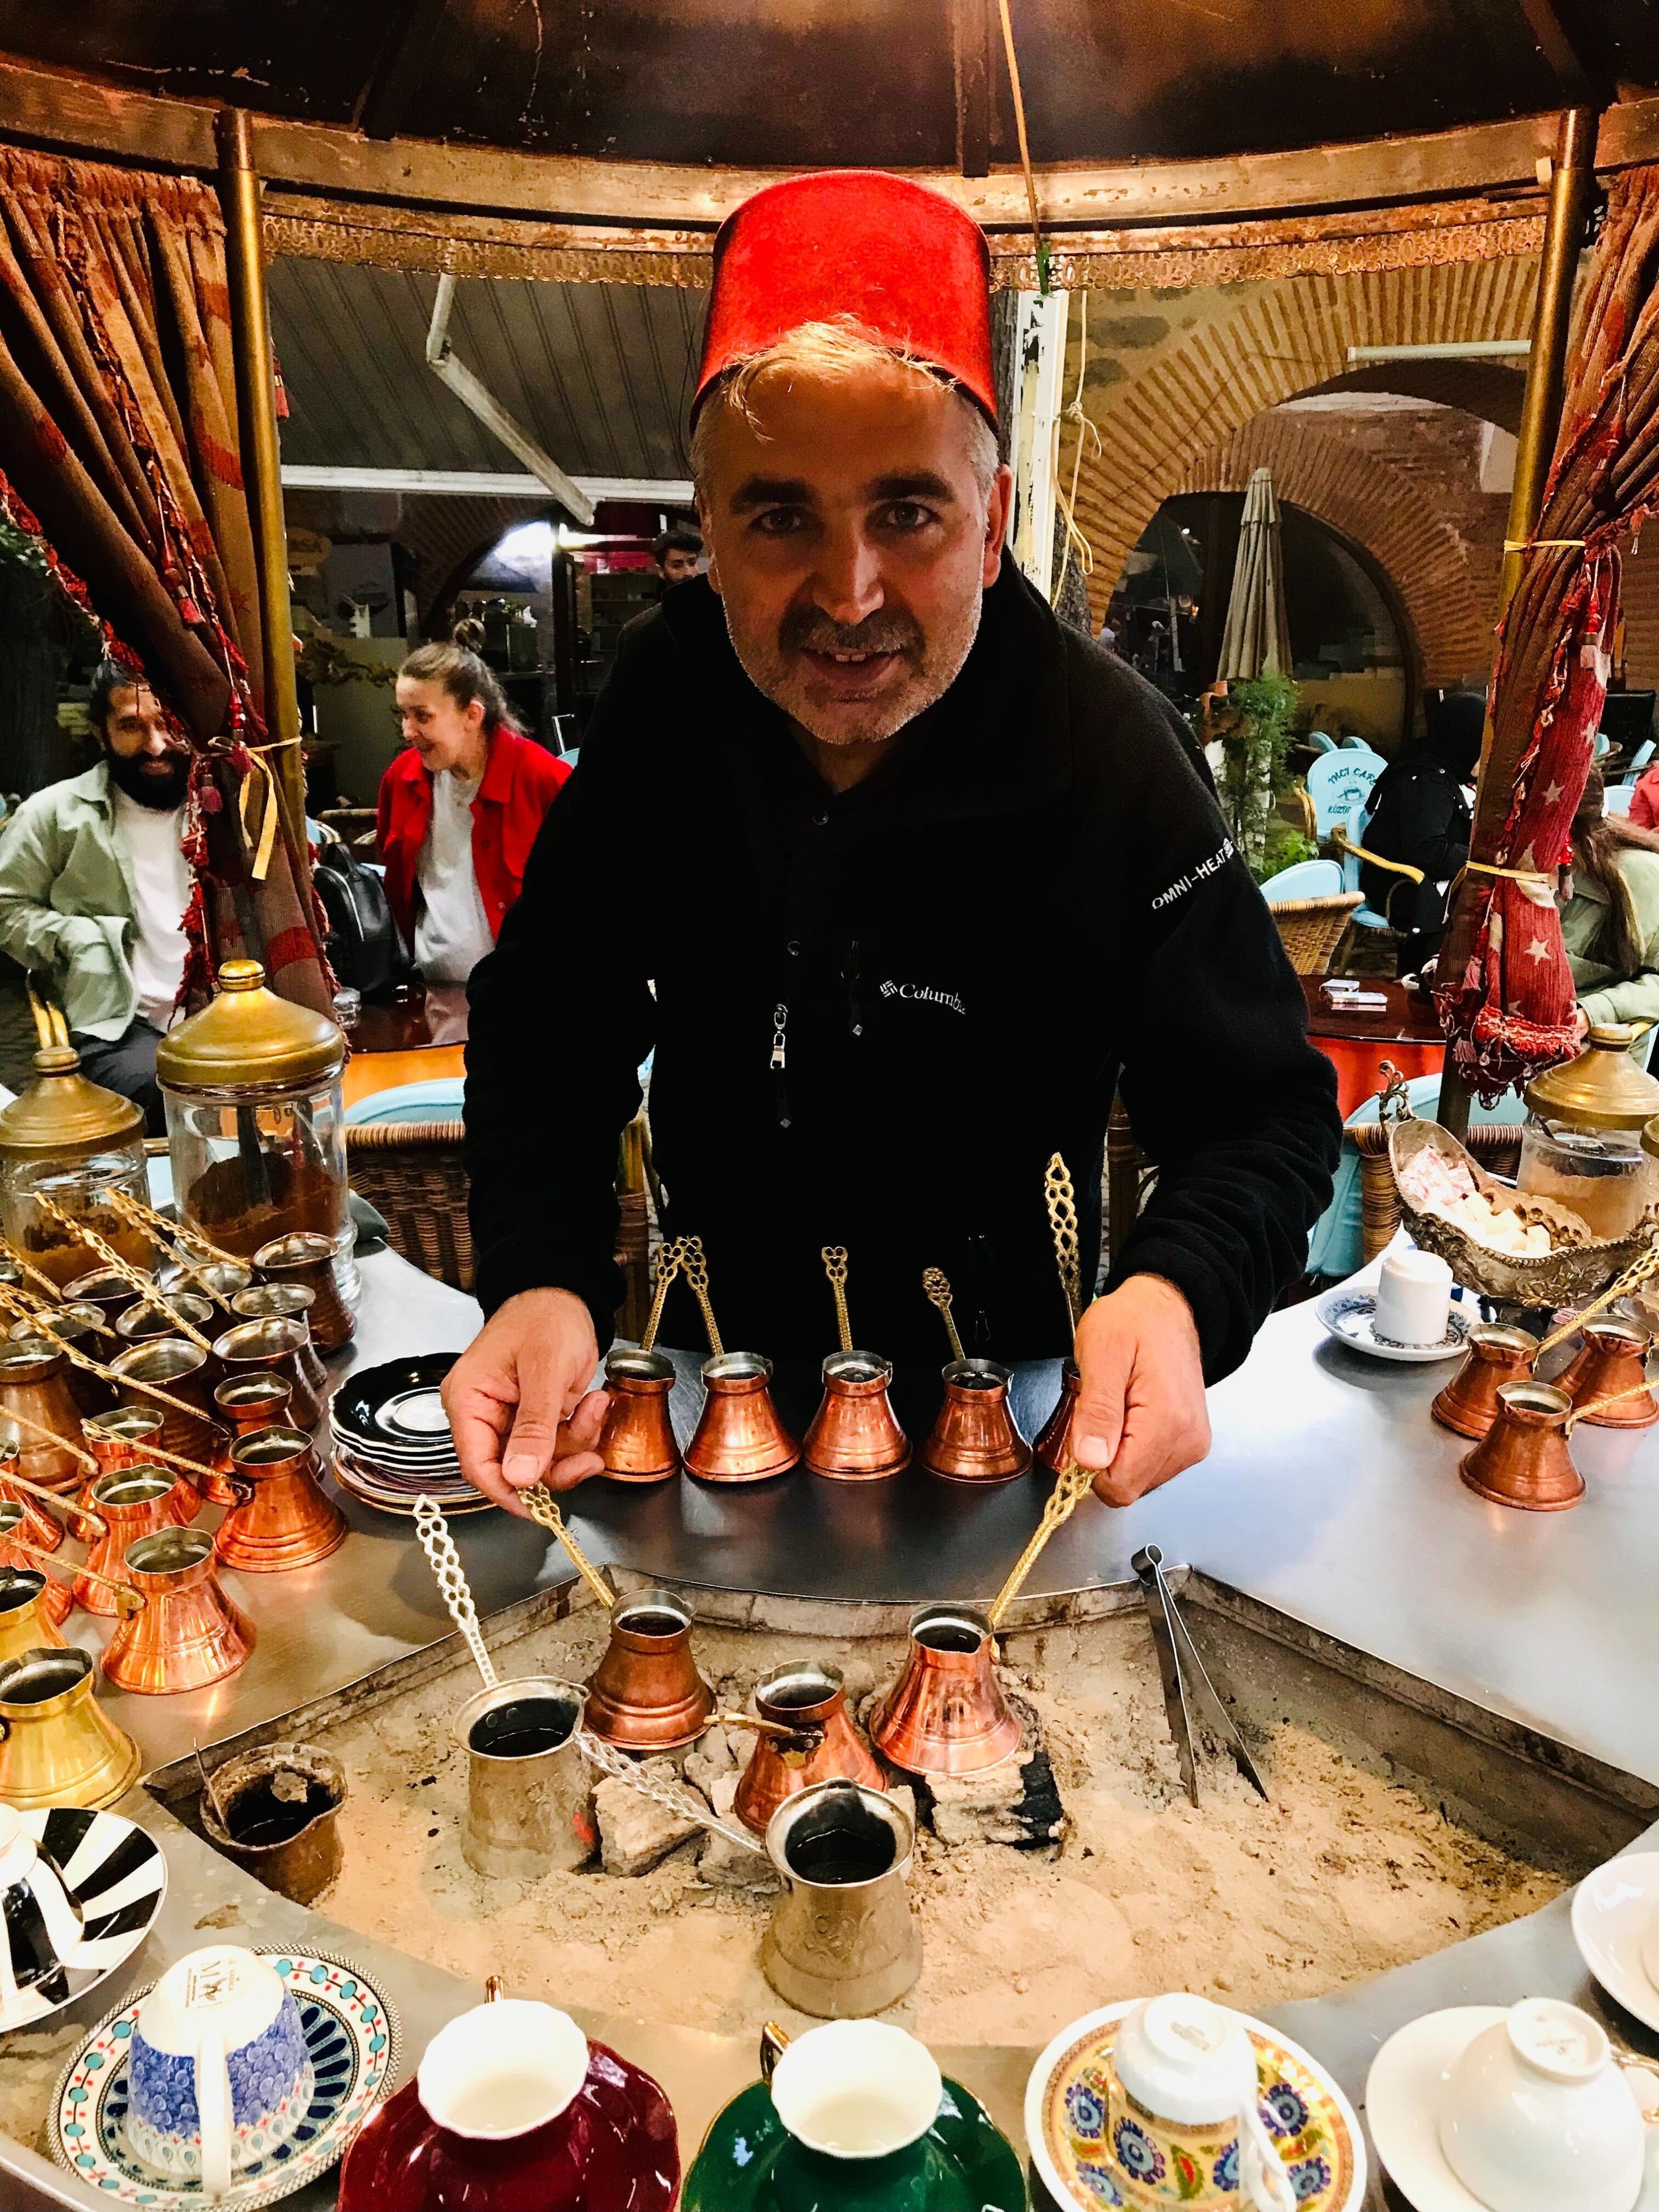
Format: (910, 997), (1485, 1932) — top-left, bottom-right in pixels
(191, 1600), (1590, 2052)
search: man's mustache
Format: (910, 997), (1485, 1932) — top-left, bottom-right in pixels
(781, 607), (922, 659)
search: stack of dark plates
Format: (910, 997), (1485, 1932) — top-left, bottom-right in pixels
(330, 1353), (488, 1516)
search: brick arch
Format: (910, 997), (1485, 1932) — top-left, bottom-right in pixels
(1070, 257), (1538, 622)
(1172, 415), (1493, 687)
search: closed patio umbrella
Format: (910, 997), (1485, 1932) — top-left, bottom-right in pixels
(1219, 466), (1293, 680)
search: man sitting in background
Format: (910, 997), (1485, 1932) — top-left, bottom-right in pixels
(0, 661), (195, 1128)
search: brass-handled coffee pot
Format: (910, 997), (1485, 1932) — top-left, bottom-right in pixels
(917, 1267), (1029, 1483)
(102, 1525), (255, 1695)
(597, 1240), (683, 1482)
(681, 1239), (799, 1482)
(802, 1248), (909, 1479)
(219, 1425), (348, 1572)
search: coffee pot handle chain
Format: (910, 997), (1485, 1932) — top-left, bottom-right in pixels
(640, 1238), (687, 1354)
(517, 1484), (617, 1611)
(822, 1246), (853, 1353)
(1044, 1154), (1082, 1329)
(922, 1267), (964, 1364)
(414, 1494), (498, 1689)
(680, 1237), (724, 1359)
(575, 1727), (763, 1854)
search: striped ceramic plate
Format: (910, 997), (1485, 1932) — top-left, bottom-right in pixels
(2, 1807), (167, 2033)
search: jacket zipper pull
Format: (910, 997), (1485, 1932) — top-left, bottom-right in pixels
(771, 1002), (792, 1129)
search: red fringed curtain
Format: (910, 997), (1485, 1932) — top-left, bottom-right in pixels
(0, 144), (332, 1018)
(1438, 165), (1659, 1100)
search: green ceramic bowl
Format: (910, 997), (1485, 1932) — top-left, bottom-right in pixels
(683, 2073), (1026, 2211)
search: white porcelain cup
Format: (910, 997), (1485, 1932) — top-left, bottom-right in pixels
(417, 1997), (589, 2140)
(1640, 1898), (1659, 1995)
(1113, 1992), (1259, 2125)
(128, 1946), (311, 2198)
(0, 1804), (84, 2015)
(766, 2018), (943, 2161)
(1373, 1249), (1454, 1347)
(1438, 1997), (1646, 2212)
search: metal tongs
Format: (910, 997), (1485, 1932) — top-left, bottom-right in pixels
(1132, 1545), (1268, 1808)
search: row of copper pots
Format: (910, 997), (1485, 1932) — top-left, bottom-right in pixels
(1431, 1315), (1658, 1512)
(57, 1230), (354, 1350)
(599, 1346), (1050, 1485)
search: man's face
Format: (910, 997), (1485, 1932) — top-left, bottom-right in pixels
(658, 547), (700, 587)
(698, 362), (1010, 749)
(102, 684), (191, 810)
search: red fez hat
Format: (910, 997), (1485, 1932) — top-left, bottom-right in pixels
(696, 170), (996, 426)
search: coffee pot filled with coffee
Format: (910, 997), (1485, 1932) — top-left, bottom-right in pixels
(597, 1241), (685, 1481)
(917, 1267), (1029, 1483)
(679, 1239), (799, 1483)
(802, 1246), (909, 1479)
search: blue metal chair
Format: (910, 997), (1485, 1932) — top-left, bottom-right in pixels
(1306, 749), (1385, 838)
(1258, 858), (1343, 901)
(1306, 731), (1337, 755)
(1339, 735), (1380, 752)
(1329, 797), (1419, 932)
(1605, 781), (1635, 817)
(1624, 738), (1656, 780)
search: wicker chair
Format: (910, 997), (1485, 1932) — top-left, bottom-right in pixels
(345, 1119), (651, 1331)
(1350, 1122), (1525, 1264)
(1266, 891), (1364, 977)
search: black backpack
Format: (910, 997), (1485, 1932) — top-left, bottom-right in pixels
(311, 836), (408, 995)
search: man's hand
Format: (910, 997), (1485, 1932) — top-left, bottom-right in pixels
(1071, 1274), (1210, 1506)
(442, 1288), (608, 1513)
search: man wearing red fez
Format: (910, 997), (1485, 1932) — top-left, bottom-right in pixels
(450, 171), (1340, 1510)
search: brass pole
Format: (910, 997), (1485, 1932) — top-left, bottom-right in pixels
(1438, 102), (1601, 1140)
(215, 107), (307, 857)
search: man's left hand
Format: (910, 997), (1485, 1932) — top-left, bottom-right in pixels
(1070, 1274), (1210, 1505)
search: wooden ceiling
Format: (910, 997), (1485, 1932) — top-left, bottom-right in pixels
(0, 0), (1640, 174)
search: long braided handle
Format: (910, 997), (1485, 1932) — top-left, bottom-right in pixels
(4, 1532), (142, 1616)
(987, 1458), (1095, 1630)
(922, 1267), (964, 1364)
(104, 1190), (246, 1292)
(1535, 1234), (1659, 1359)
(33, 1195), (214, 1353)
(0, 1458), (106, 1537)
(1044, 1153), (1082, 1329)
(640, 1238), (686, 1353)
(822, 1246), (852, 1354)
(1568, 1370), (1659, 1429)
(0, 1401), (99, 1472)
(0, 1239), (68, 1306)
(680, 1237), (724, 1359)
(518, 1485), (617, 1609)
(414, 1493), (498, 1688)
(575, 1728), (762, 1854)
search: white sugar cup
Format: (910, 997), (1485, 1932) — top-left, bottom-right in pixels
(1438, 1997), (1645, 2212)
(1373, 1249), (1454, 1347)
(417, 1997), (589, 2141)
(1112, 1992), (1258, 2125)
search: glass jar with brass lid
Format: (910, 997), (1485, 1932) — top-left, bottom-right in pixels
(156, 959), (355, 1310)
(1517, 1021), (1659, 1240)
(0, 1046), (149, 1289)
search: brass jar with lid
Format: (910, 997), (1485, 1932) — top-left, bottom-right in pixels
(0, 1045), (149, 1290)
(1517, 1023), (1659, 1241)
(157, 960), (357, 1314)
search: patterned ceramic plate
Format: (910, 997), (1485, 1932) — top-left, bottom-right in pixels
(1025, 2000), (1366, 2212)
(1, 1807), (166, 2033)
(1316, 1288), (1473, 1364)
(50, 1950), (398, 2210)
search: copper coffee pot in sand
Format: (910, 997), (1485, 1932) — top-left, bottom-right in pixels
(0, 1647), (143, 1812)
(1432, 1325), (1539, 1441)
(1460, 1381), (1585, 1511)
(733, 1661), (886, 1836)
(213, 1316), (322, 1429)
(597, 1240), (685, 1481)
(206, 1373), (292, 1506)
(102, 1524), (255, 1695)
(582, 1588), (713, 1751)
(253, 1231), (355, 1352)
(1556, 1319), (1659, 1428)
(219, 1425), (347, 1573)
(802, 1248), (909, 1480)
(680, 1241), (798, 1482)
(76, 1466), (197, 1614)
(869, 1603), (1024, 1776)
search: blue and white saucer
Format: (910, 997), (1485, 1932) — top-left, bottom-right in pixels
(1316, 1288), (1473, 1364)
(51, 1950), (398, 2210)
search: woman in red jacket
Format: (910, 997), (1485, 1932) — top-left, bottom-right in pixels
(378, 630), (571, 985)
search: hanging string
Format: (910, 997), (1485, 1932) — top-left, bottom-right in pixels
(994, 0), (1048, 293)
(1054, 293), (1100, 604)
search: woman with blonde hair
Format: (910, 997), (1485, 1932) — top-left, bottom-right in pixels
(377, 623), (570, 987)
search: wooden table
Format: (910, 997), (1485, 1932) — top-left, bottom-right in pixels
(1300, 973), (1444, 1117)
(341, 984), (467, 1109)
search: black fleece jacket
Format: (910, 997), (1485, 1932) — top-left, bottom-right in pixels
(464, 566), (1340, 1374)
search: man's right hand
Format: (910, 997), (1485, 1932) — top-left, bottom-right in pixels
(441, 1288), (608, 1512)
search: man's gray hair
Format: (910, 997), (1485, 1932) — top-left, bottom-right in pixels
(691, 316), (999, 497)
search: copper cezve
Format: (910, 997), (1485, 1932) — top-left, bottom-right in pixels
(1555, 1318), (1659, 1428)
(1460, 1380), (1585, 1511)
(920, 1359), (1030, 1483)
(220, 1424), (348, 1573)
(596, 1348), (681, 1483)
(77, 1465), (197, 1615)
(1035, 1358), (1081, 1478)
(582, 1588), (713, 1751)
(101, 1524), (256, 1694)
(733, 1661), (886, 1836)
(1431, 1324), (1539, 1441)
(869, 1603), (1024, 1775)
(684, 1352), (799, 1483)
(802, 1353), (910, 1481)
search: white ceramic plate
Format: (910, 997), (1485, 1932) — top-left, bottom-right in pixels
(1024, 1996), (1366, 2212)
(1574, 1853), (1659, 2035)
(1316, 1287), (1473, 1364)
(1367, 2004), (1659, 2212)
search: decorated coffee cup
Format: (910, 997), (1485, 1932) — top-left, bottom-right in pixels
(0, 1804), (84, 2025)
(761, 2018), (943, 2209)
(127, 1945), (312, 2196)
(1104, 1993), (1264, 2208)
(1438, 1997), (1646, 2212)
